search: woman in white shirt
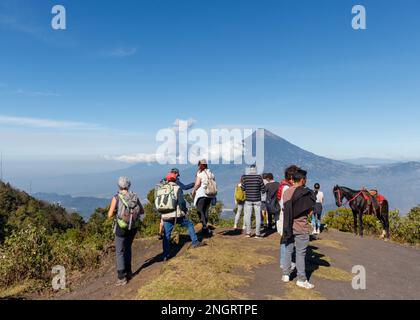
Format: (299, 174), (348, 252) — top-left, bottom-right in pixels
(193, 159), (216, 236)
(312, 183), (324, 235)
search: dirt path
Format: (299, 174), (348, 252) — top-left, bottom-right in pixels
(239, 230), (420, 300)
(46, 229), (420, 300)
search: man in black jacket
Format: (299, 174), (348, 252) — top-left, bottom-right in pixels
(281, 169), (316, 290)
(264, 173), (280, 230)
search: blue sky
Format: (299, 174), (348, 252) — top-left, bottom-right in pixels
(1, 0), (420, 167)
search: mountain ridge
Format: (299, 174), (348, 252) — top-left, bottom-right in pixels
(8, 130), (420, 215)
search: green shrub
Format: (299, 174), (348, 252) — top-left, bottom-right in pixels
(0, 224), (52, 288)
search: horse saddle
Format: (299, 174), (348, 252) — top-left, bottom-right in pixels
(362, 190), (380, 215)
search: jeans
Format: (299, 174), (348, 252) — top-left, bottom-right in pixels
(312, 203), (323, 230)
(163, 217), (199, 259)
(196, 197), (212, 230)
(115, 230), (137, 280)
(283, 234), (310, 282)
(244, 201), (262, 236)
(234, 203), (245, 228)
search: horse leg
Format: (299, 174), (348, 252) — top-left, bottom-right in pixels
(353, 211), (358, 236)
(359, 210), (364, 237)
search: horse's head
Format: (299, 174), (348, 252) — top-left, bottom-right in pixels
(333, 185), (343, 207)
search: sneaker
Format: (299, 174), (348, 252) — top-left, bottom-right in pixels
(296, 280), (315, 290)
(245, 234), (252, 238)
(254, 235), (263, 239)
(116, 278), (128, 287)
(281, 275), (290, 283)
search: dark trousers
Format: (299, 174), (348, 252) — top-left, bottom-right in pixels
(196, 197), (212, 229)
(115, 230), (136, 280)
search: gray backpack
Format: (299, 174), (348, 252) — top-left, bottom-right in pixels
(116, 192), (142, 230)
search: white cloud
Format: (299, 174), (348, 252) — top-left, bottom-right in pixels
(106, 47), (137, 58)
(13, 89), (60, 97)
(0, 115), (100, 130)
(104, 153), (158, 164)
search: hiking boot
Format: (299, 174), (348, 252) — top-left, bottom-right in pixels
(281, 275), (290, 283)
(116, 278), (128, 287)
(296, 280), (315, 290)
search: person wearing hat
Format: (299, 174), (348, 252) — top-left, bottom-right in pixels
(108, 177), (144, 286)
(192, 159), (216, 236)
(161, 173), (205, 261)
(157, 168), (194, 240)
(170, 168), (195, 191)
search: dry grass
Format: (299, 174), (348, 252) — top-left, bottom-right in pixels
(314, 239), (348, 251)
(307, 248), (353, 282)
(137, 235), (275, 300)
(277, 283), (326, 300)
(0, 280), (42, 299)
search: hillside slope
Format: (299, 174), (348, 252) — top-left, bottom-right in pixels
(35, 228), (420, 301)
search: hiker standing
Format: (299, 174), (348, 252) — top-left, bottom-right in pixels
(192, 159), (217, 236)
(158, 168), (194, 240)
(282, 169), (316, 290)
(264, 173), (280, 231)
(261, 174), (269, 229)
(241, 165), (266, 239)
(108, 177), (145, 286)
(157, 173), (204, 261)
(234, 177), (246, 230)
(277, 165), (300, 270)
(312, 183), (324, 235)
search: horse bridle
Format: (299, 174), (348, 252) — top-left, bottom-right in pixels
(334, 188), (343, 207)
(334, 187), (364, 208)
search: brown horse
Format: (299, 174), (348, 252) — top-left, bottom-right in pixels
(333, 186), (390, 239)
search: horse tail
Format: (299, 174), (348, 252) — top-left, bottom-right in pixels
(381, 200), (390, 239)
(382, 200), (389, 215)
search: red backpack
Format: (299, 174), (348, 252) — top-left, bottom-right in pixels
(277, 180), (292, 202)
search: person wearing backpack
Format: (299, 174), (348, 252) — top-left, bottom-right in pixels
(108, 177), (145, 286)
(234, 177), (246, 230)
(157, 168), (195, 240)
(192, 159), (217, 237)
(156, 173), (204, 261)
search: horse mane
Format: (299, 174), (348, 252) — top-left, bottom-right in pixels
(338, 186), (360, 194)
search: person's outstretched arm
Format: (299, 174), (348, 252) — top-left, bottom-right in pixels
(178, 180), (195, 191)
